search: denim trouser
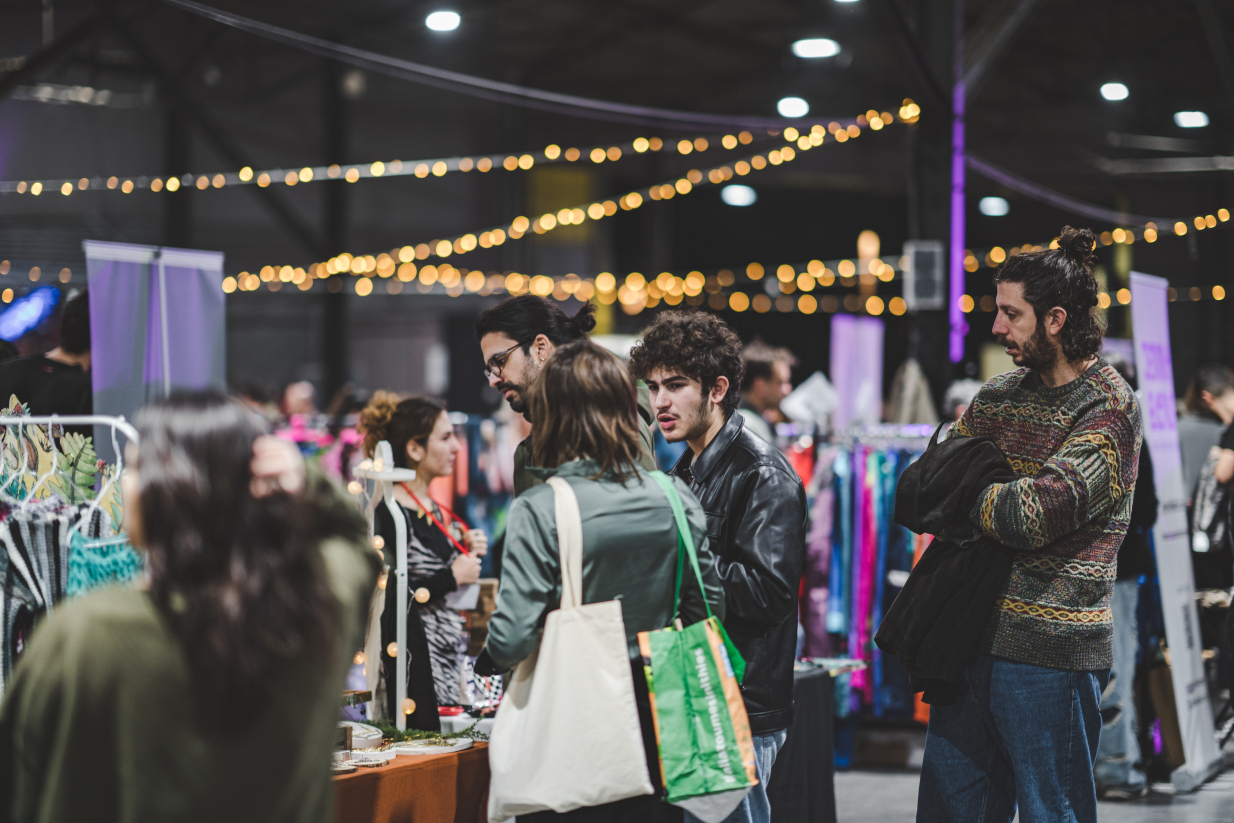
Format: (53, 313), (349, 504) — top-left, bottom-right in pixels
(1094, 579), (1147, 791)
(917, 653), (1109, 823)
(685, 729), (787, 823)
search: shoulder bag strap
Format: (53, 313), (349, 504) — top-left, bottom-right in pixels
(546, 477), (584, 610)
(649, 471), (713, 622)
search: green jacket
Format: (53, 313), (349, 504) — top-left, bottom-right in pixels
(0, 475), (379, 823)
(512, 384), (658, 497)
(484, 459), (725, 668)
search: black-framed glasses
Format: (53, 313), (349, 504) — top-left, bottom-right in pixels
(483, 342), (523, 379)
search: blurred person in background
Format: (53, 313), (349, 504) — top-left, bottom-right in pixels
(630, 312), (807, 823)
(737, 341), (795, 444)
(478, 340), (723, 823)
(1093, 360), (1156, 800)
(282, 380), (317, 418)
(1180, 365), (1232, 505)
(361, 394), (486, 727)
(0, 391), (378, 823)
(942, 378), (984, 423)
(0, 290), (90, 416)
(475, 294), (655, 496)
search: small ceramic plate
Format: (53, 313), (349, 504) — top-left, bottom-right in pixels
(393, 737), (473, 755)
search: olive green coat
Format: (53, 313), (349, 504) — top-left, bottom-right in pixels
(484, 459), (725, 668)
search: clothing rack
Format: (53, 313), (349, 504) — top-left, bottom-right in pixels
(806, 425), (935, 725)
(352, 440), (417, 731)
(0, 413), (138, 700)
(0, 414), (137, 532)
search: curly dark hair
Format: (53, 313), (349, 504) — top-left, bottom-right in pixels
(993, 226), (1104, 362)
(628, 310), (745, 416)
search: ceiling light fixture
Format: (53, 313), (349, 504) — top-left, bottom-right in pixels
(777, 97), (809, 118)
(1174, 111), (1210, 128)
(721, 185), (757, 207)
(979, 196), (1010, 216)
(792, 39), (841, 58)
(425, 11), (460, 31)
(1100, 83), (1129, 101)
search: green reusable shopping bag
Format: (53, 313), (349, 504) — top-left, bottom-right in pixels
(638, 472), (757, 819)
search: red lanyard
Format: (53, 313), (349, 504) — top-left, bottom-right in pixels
(401, 483), (470, 554)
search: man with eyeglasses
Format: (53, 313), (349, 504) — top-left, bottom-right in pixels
(475, 294), (656, 496)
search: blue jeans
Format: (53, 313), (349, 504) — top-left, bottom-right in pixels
(917, 654), (1109, 823)
(1094, 579), (1146, 791)
(685, 729), (787, 823)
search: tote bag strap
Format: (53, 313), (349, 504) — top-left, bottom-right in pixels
(546, 477), (584, 610)
(649, 471), (714, 622)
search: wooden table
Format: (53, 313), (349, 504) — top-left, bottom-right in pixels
(334, 743), (490, 823)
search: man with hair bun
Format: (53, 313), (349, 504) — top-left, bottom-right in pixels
(917, 227), (1143, 821)
(629, 310), (806, 823)
(475, 295), (656, 496)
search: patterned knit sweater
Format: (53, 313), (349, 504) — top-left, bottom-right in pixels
(951, 359), (1142, 671)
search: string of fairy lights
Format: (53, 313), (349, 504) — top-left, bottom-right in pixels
(955, 207), (1234, 311)
(216, 255), (909, 316)
(298, 114), (901, 279)
(0, 108), (908, 197)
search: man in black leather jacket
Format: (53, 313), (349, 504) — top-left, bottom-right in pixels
(630, 311), (807, 823)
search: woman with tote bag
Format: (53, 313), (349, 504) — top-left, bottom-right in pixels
(478, 340), (725, 823)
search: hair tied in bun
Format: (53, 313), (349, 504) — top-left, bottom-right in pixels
(1057, 226), (1097, 274)
(572, 302), (598, 334)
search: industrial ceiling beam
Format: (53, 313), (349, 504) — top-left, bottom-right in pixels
(107, 12), (325, 260)
(1192, 0), (1234, 118)
(961, 0), (1042, 99)
(872, 0), (949, 112)
(0, 15), (99, 100)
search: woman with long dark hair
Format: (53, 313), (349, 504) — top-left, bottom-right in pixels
(360, 394), (487, 727)
(0, 391), (378, 823)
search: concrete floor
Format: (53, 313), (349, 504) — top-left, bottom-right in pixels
(836, 762), (1234, 822)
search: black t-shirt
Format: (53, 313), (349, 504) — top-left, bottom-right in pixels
(0, 355), (91, 417)
(1220, 423), (1234, 452)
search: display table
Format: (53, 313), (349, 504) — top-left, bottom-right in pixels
(768, 667), (836, 823)
(334, 743), (490, 823)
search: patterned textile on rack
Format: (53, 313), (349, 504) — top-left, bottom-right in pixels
(2, 509), (71, 608)
(814, 435), (928, 720)
(66, 531), (143, 597)
(802, 449), (836, 657)
(826, 450), (853, 635)
(0, 505), (121, 698)
(0, 510), (70, 700)
(0, 541), (39, 702)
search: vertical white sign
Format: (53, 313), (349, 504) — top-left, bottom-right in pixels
(1130, 271), (1223, 791)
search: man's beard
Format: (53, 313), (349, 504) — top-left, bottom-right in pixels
(497, 357), (540, 415)
(998, 322), (1057, 372)
(666, 396), (713, 443)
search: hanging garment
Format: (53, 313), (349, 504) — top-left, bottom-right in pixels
(826, 450), (851, 635)
(2, 510), (71, 609)
(886, 359), (939, 425)
(65, 533), (143, 597)
(0, 546), (39, 702)
(802, 449), (836, 657)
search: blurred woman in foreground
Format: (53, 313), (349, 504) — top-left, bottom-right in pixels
(0, 391), (378, 823)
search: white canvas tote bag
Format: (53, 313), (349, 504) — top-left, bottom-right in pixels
(487, 477), (654, 821)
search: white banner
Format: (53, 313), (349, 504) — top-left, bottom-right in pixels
(1130, 271), (1223, 791)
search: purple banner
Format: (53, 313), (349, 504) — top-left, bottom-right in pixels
(830, 314), (884, 430)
